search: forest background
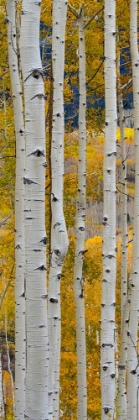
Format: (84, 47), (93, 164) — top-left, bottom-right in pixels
(0, 0), (137, 419)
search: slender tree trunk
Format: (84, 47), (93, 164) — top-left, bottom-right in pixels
(6, 1), (25, 418)
(127, 2), (139, 419)
(117, 57), (128, 420)
(119, 98), (128, 324)
(73, 7), (87, 420)
(48, 61), (53, 269)
(20, 1), (48, 419)
(101, 1), (117, 418)
(47, 2), (68, 418)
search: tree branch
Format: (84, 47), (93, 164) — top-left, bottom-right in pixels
(84, 6), (104, 29)
(67, 3), (78, 19)
(117, 186), (134, 200)
(86, 58), (104, 86)
(0, 212), (14, 227)
(0, 283), (11, 310)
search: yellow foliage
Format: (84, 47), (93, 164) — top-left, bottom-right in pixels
(116, 127), (134, 144)
(0, 0), (136, 417)
(0, 217), (15, 338)
(3, 370), (13, 408)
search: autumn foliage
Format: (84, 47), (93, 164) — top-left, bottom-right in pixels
(0, 0), (136, 418)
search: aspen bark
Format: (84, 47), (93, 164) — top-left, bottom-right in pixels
(47, 1), (68, 419)
(73, 7), (87, 420)
(6, 1), (25, 418)
(20, 1), (48, 419)
(127, 2), (139, 419)
(101, 1), (117, 418)
(119, 94), (128, 324)
(117, 62), (128, 420)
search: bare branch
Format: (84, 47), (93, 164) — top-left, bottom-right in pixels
(117, 186), (134, 200)
(0, 282), (11, 311)
(0, 212), (14, 227)
(121, 78), (132, 91)
(68, 3), (78, 19)
(128, 239), (133, 244)
(86, 58), (104, 86)
(0, 264), (14, 310)
(84, 6), (104, 29)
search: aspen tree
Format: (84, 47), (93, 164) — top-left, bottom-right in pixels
(117, 53), (128, 420)
(127, 1), (139, 419)
(20, 1), (48, 419)
(47, 1), (68, 419)
(101, 0), (117, 418)
(6, 1), (25, 418)
(67, 3), (87, 418)
(73, 6), (87, 420)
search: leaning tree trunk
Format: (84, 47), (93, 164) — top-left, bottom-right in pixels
(20, 1), (48, 419)
(101, 1), (117, 419)
(6, 1), (25, 418)
(47, 1), (68, 419)
(73, 7), (87, 420)
(127, 2), (139, 419)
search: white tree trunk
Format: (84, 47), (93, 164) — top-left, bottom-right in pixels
(73, 8), (87, 420)
(6, 1), (25, 418)
(117, 63), (128, 420)
(127, 2), (139, 419)
(101, 1), (117, 418)
(47, 1), (68, 418)
(20, 1), (48, 419)
(118, 96), (128, 322)
(117, 300), (129, 420)
(0, 353), (4, 419)
(53, 327), (60, 420)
